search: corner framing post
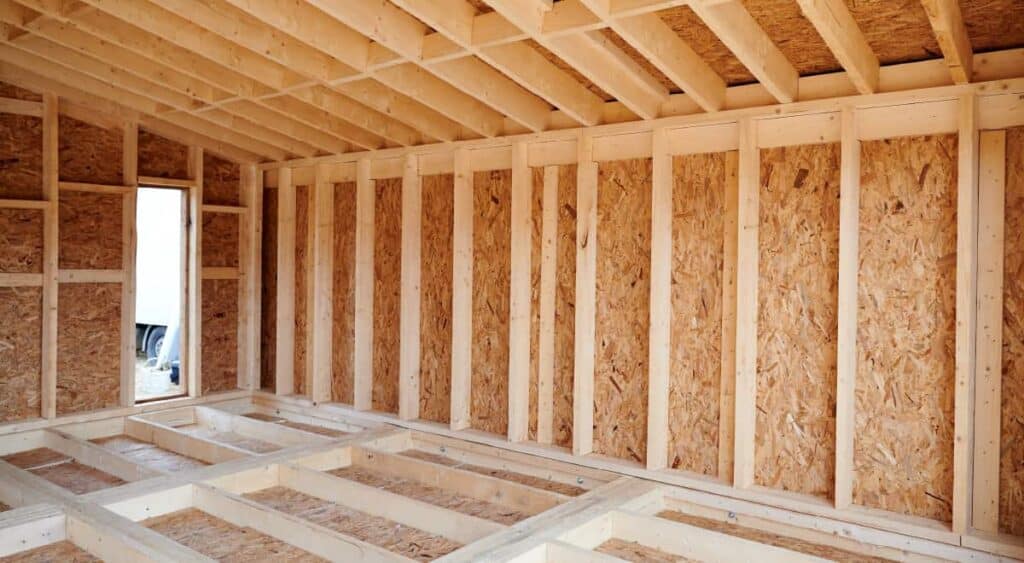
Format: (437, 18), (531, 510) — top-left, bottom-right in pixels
(646, 127), (671, 470)
(353, 158), (375, 411)
(733, 118), (759, 489)
(275, 168), (296, 396)
(451, 148), (473, 431)
(40, 92), (58, 419)
(573, 133), (597, 457)
(187, 146), (204, 397)
(310, 163), (334, 404)
(399, 154), (422, 420)
(508, 141), (532, 442)
(120, 121), (138, 407)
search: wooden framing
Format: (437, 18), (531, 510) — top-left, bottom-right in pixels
(535, 166), (558, 445)
(120, 121), (138, 408)
(274, 167), (296, 397)
(450, 148), (473, 431)
(507, 141), (531, 442)
(40, 91), (58, 420)
(186, 146), (203, 399)
(310, 164), (334, 404)
(398, 154), (421, 420)
(645, 127), (671, 471)
(572, 133), (597, 457)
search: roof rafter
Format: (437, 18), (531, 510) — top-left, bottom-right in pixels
(920, 0), (973, 84)
(795, 0), (879, 94)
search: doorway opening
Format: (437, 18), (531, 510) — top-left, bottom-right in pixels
(134, 187), (188, 402)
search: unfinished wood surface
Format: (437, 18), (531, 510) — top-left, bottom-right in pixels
(56, 283), (120, 416)
(401, 450), (586, 496)
(261, 188), (277, 392)
(58, 191), (122, 270)
(553, 164), (578, 449)
(1001, 125), (1024, 536)
(144, 508), (323, 562)
(93, 435), (208, 473)
(742, 0), (842, 77)
(201, 213), (240, 268)
(331, 182), (357, 405)
(0, 113), (42, 200)
(176, 424), (280, 454)
(202, 152), (241, 206)
(594, 158), (651, 464)
(420, 174), (454, 424)
(294, 184), (310, 397)
(0, 540), (99, 562)
(655, 6), (755, 86)
(528, 168), (543, 440)
(373, 177), (402, 414)
(202, 278), (239, 394)
(472, 169), (512, 436)
(755, 143), (840, 500)
(668, 153), (726, 476)
(246, 486), (461, 560)
(137, 129), (189, 180)
(844, 0), (943, 66)
(855, 134), (958, 522)
(57, 116), (122, 186)
(596, 538), (684, 562)
(0, 287), (41, 422)
(0, 209), (43, 274)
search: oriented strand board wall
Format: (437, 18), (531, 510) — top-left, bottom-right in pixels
(332, 182), (357, 404)
(0, 287), (41, 422)
(854, 134), (957, 522)
(472, 170), (511, 435)
(203, 153), (240, 206)
(201, 213), (240, 268)
(260, 189), (277, 392)
(59, 191), (123, 270)
(58, 116), (122, 185)
(202, 279), (238, 394)
(57, 283), (120, 415)
(0, 208), (43, 273)
(0, 113), (42, 199)
(755, 144), (840, 499)
(594, 158), (651, 463)
(138, 130), (189, 180)
(419, 174), (453, 423)
(294, 185), (310, 396)
(1001, 126), (1024, 536)
(373, 177), (402, 413)
(668, 153), (727, 475)
(553, 165), (577, 448)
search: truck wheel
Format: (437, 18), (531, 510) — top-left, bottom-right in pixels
(145, 326), (166, 361)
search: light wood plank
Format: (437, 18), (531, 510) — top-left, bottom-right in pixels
(41, 92), (57, 420)
(573, 134), (597, 456)
(0, 198), (49, 209)
(121, 121), (138, 408)
(0, 273), (43, 287)
(733, 119), (759, 488)
(238, 164), (262, 391)
(646, 128), (671, 470)
(399, 153), (422, 420)
(718, 150), (739, 484)
(536, 166), (559, 445)
(187, 146), (203, 398)
(311, 164), (334, 404)
(451, 148), (474, 431)
(275, 168), (297, 396)
(509, 141), (532, 442)
(354, 158), (375, 411)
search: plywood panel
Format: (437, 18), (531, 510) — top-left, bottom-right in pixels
(553, 164), (577, 449)
(332, 182), (357, 404)
(202, 152), (240, 206)
(202, 278), (238, 394)
(58, 115), (122, 185)
(844, 0), (943, 66)
(0, 287), (41, 422)
(668, 153), (726, 475)
(260, 188), (277, 392)
(0, 208), (43, 273)
(294, 184), (309, 396)
(59, 190), (123, 270)
(1000, 126), (1024, 536)
(373, 177), (402, 413)
(0, 114), (42, 200)
(594, 158), (651, 463)
(138, 129), (189, 180)
(755, 143), (840, 499)
(144, 508), (321, 561)
(57, 283), (120, 415)
(420, 174), (453, 423)
(854, 134), (957, 522)
(471, 170), (511, 436)
(961, 0), (1024, 54)
(201, 213), (239, 268)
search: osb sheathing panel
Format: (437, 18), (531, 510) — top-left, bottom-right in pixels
(553, 164), (577, 449)
(294, 184), (309, 396)
(374, 177), (402, 414)
(961, 0), (1024, 53)
(58, 115), (122, 185)
(202, 152), (240, 206)
(57, 283), (120, 416)
(201, 212), (240, 268)
(742, 0), (840, 77)
(855, 134), (957, 522)
(755, 144), (840, 499)
(332, 182), (357, 404)
(0, 208), (43, 273)
(1001, 126), (1024, 536)
(0, 81), (41, 101)
(0, 113), (42, 199)
(472, 170), (511, 436)
(594, 158), (651, 463)
(138, 129), (189, 180)
(260, 189), (277, 392)
(144, 508), (320, 561)
(202, 278), (238, 394)
(599, 30), (676, 95)
(419, 174), (453, 423)
(59, 190), (122, 270)
(528, 168), (543, 439)
(844, 0), (942, 66)
(0, 287), (41, 423)
(668, 153), (726, 476)
(657, 6), (756, 85)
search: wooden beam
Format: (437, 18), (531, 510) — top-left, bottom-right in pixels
(972, 129), (1005, 533)
(834, 107), (859, 509)
(0, 96), (41, 116)
(952, 92), (979, 534)
(0, 273), (43, 287)
(0, 198), (49, 209)
(921, 0), (973, 84)
(121, 121), (138, 408)
(40, 91), (57, 420)
(57, 269), (125, 283)
(353, 158), (375, 411)
(138, 176), (194, 189)
(573, 134), (597, 456)
(646, 128), (671, 470)
(124, 417), (249, 465)
(451, 148), (473, 431)
(536, 165), (558, 445)
(399, 154), (422, 420)
(718, 150), (739, 484)
(733, 119), (759, 489)
(187, 146), (203, 398)
(65, 504), (212, 563)
(309, 164), (334, 404)
(508, 141), (532, 442)
(795, 0), (879, 94)
(275, 168), (296, 397)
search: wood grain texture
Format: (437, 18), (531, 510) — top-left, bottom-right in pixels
(854, 134), (957, 522)
(294, 184), (309, 396)
(755, 143), (840, 499)
(844, 0), (943, 66)
(471, 170), (511, 436)
(137, 129), (189, 180)
(528, 168), (543, 439)
(201, 212), (239, 268)
(0, 113), (42, 199)
(420, 174), (453, 424)
(0, 208), (43, 273)
(1000, 126), (1024, 536)
(668, 153), (726, 476)
(373, 177), (402, 413)
(202, 278), (238, 394)
(59, 190), (123, 270)
(656, 6), (756, 85)
(552, 165), (577, 449)
(144, 508), (322, 561)
(57, 283), (120, 415)
(0, 287), (41, 422)
(202, 152), (240, 206)
(58, 115), (122, 185)
(260, 188), (277, 392)
(332, 182), (357, 404)
(0, 81), (42, 101)
(594, 158), (651, 463)
(742, 0), (841, 76)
